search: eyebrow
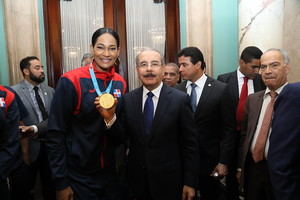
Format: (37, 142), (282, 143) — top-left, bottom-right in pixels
(261, 61), (280, 66)
(151, 61), (160, 63)
(140, 60), (160, 64)
(96, 43), (117, 47)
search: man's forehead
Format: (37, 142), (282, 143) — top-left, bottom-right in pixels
(178, 56), (191, 62)
(139, 51), (161, 62)
(261, 51), (282, 61)
(140, 50), (160, 57)
(164, 65), (177, 71)
(30, 59), (41, 65)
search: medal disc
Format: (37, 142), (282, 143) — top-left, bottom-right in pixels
(99, 93), (115, 109)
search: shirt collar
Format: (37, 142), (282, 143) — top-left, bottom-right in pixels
(186, 73), (207, 89)
(143, 82), (163, 98)
(237, 67), (246, 79)
(264, 82), (288, 98)
(24, 80), (40, 90)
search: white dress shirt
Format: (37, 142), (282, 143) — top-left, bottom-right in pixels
(237, 68), (254, 96)
(251, 83), (288, 158)
(142, 82), (163, 117)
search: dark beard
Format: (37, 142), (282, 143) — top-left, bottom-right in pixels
(29, 72), (45, 83)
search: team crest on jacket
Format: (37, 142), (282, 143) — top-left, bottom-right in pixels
(113, 89), (122, 98)
(0, 97), (6, 108)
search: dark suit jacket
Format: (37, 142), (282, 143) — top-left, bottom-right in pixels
(217, 71), (266, 110)
(237, 90), (265, 187)
(176, 76), (234, 175)
(111, 84), (199, 199)
(268, 83), (300, 200)
(12, 81), (54, 162)
(217, 71), (266, 167)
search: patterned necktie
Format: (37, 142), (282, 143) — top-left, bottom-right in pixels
(144, 92), (154, 135)
(33, 86), (48, 120)
(236, 77), (248, 131)
(252, 91), (278, 162)
(190, 83), (197, 112)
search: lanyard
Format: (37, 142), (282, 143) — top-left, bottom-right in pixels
(89, 66), (113, 96)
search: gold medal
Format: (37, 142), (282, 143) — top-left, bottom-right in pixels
(99, 93), (115, 109)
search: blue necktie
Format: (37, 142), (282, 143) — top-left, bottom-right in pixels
(190, 83), (197, 112)
(144, 92), (154, 135)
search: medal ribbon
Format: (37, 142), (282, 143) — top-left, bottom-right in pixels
(89, 66), (113, 96)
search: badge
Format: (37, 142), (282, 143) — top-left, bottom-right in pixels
(0, 97), (6, 108)
(99, 93), (115, 109)
(113, 89), (122, 98)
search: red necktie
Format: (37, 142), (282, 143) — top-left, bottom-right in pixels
(236, 77), (248, 131)
(252, 91), (277, 162)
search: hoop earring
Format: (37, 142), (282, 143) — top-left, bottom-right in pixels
(114, 57), (120, 66)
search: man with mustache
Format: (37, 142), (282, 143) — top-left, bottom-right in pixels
(10, 56), (55, 200)
(96, 48), (199, 200)
(237, 48), (290, 200)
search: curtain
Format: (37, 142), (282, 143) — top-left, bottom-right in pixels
(125, 0), (166, 91)
(60, 0), (104, 72)
(3, 0), (41, 85)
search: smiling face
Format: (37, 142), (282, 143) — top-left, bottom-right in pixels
(136, 50), (163, 91)
(91, 33), (120, 72)
(260, 50), (290, 91)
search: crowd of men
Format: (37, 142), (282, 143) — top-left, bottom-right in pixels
(1, 45), (299, 200)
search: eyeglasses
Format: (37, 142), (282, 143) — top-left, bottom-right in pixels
(260, 62), (283, 71)
(138, 62), (161, 68)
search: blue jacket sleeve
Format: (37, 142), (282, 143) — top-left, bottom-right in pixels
(268, 83), (300, 200)
(0, 98), (20, 180)
(46, 77), (77, 190)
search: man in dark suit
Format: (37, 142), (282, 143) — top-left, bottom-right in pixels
(217, 46), (265, 199)
(176, 47), (234, 200)
(237, 48), (290, 200)
(268, 82), (300, 200)
(96, 48), (199, 200)
(10, 56), (55, 200)
(217, 46), (265, 121)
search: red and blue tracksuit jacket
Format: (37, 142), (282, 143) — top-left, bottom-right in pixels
(0, 85), (20, 181)
(46, 65), (127, 189)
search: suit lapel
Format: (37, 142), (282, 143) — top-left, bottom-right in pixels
(148, 85), (171, 142)
(230, 72), (239, 102)
(152, 85), (170, 131)
(133, 87), (146, 135)
(195, 77), (214, 113)
(19, 81), (39, 117)
(40, 84), (50, 111)
(249, 91), (265, 139)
